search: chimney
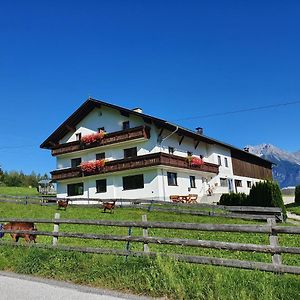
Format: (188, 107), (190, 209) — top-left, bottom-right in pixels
(196, 127), (203, 135)
(132, 107), (143, 113)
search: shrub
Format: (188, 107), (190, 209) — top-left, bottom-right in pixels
(295, 185), (300, 204)
(248, 181), (286, 219)
(219, 193), (248, 206)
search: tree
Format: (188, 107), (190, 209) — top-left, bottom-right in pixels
(248, 180), (286, 219)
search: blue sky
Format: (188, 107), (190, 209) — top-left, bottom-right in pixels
(0, 0), (299, 175)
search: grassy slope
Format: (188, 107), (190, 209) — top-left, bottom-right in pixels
(0, 202), (299, 299)
(286, 203), (300, 216)
(0, 186), (39, 196)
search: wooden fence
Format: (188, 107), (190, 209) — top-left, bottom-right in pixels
(0, 195), (284, 222)
(0, 214), (299, 274)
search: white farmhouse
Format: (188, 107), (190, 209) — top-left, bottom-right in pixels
(41, 98), (273, 203)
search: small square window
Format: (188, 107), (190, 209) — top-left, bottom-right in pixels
(235, 179), (242, 187)
(96, 179), (107, 193)
(71, 158), (81, 168)
(96, 152), (105, 160)
(168, 147), (174, 154)
(220, 178), (228, 187)
(190, 176), (196, 188)
(124, 147), (137, 158)
(167, 172), (177, 186)
(122, 121), (130, 130)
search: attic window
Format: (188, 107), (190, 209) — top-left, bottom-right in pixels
(122, 121), (130, 130)
(75, 133), (81, 141)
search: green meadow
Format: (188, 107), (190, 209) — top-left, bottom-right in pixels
(0, 201), (299, 299)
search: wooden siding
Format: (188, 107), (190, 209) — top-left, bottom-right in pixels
(51, 153), (219, 181)
(51, 126), (150, 156)
(231, 149), (272, 179)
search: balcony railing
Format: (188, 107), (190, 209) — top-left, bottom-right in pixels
(51, 153), (219, 181)
(51, 126), (151, 156)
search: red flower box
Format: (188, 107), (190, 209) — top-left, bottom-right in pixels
(80, 159), (106, 173)
(81, 130), (106, 144)
(190, 156), (204, 166)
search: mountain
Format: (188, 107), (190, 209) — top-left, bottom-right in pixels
(246, 144), (300, 188)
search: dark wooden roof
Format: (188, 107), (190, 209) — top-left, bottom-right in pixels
(40, 98), (273, 167)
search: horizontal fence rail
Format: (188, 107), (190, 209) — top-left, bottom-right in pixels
(1, 218), (298, 233)
(0, 215), (299, 275)
(0, 240), (299, 275)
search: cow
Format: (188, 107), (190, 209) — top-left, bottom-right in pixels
(57, 199), (69, 210)
(102, 201), (116, 213)
(0, 222), (37, 243)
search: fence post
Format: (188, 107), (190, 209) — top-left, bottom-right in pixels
(53, 213), (60, 246)
(125, 226), (132, 262)
(267, 218), (282, 269)
(142, 214), (149, 252)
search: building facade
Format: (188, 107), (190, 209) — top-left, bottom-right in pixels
(41, 99), (273, 202)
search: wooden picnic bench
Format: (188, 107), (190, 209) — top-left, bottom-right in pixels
(170, 194), (198, 204)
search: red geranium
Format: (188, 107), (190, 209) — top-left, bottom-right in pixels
(80, 159), (106, 173)
(81, 130), (106, 144)
(190, 156), (204, 166)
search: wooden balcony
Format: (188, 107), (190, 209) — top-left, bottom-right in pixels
(51, 126), (151, 156)
(51, 153), (219, 181)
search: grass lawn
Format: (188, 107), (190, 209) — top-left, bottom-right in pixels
(0, 202), (299, 299)
(0, 186), (39, 196)
(286, 202), (300, 216)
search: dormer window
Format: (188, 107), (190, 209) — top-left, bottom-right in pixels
(75, 133), (81, 141)
(122, 121), (130, 130)
(168, 147), (174, 154)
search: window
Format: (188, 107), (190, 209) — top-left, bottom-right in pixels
(224, 157), (228, 168)
(75, 133), (81, 141)
(168, 147), (174, 154)
(187, 151), (193, 157)
(96, 152), (105, 160)
(96, 179), (107, 193)
(220, 178), (228, 187)
(67, 183), (83, 196)
(190, 176), (196, 188)
(124, 147), (137, 158)
(247, 181), (252, 188)
(235, 179), (242, 187)
(167, 172), (177, 186)
(123, 174), (144, 190)
(217, 155), (222, 166)
(98, 127), (105, 133)
(71, 158), (81, 168)
(122, 121), (130, 130)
